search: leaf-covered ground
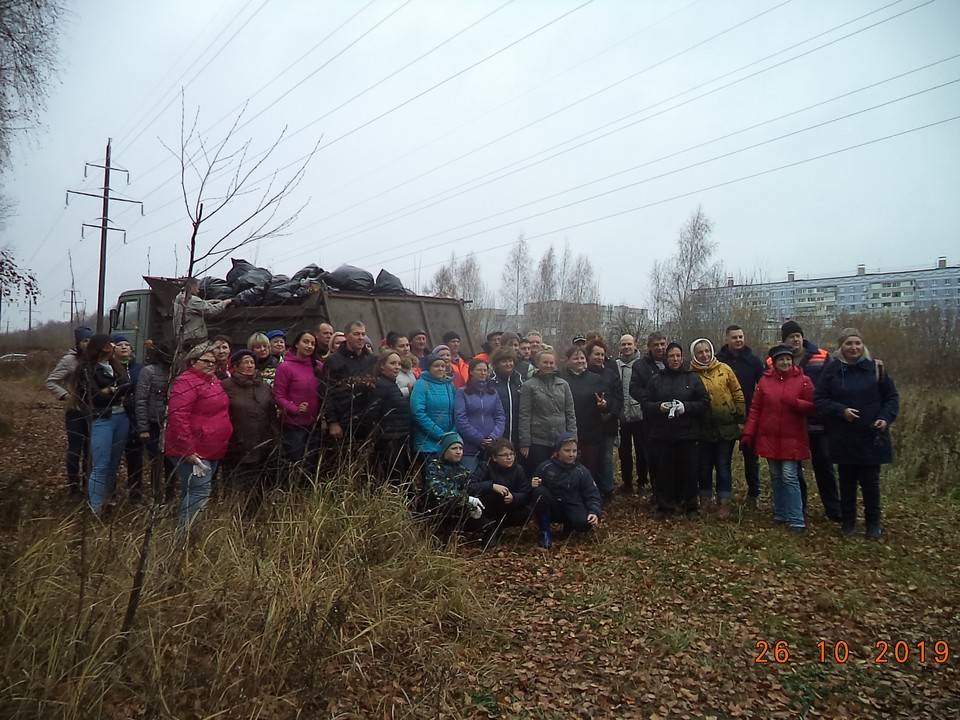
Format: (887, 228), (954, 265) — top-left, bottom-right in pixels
(2, 372), (958, 718)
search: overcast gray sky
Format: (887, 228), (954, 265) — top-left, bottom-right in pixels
(2, 0), (959, 331)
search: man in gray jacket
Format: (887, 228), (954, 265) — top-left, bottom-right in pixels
(172, 278), (232, 347)
(45, 326), (93, 497)
(616, 335), (647, 493)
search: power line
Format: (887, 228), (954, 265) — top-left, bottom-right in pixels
(349, 78), (960, 267)
(272, 0), (938, 264)
(112, 0), (598, 237)
(375, 114), (960, 275)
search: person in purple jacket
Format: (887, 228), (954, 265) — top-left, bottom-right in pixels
(455, 358), (506, 471)
(273, 331), (321, 467)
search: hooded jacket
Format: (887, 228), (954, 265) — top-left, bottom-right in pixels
(814, 356), (899, 465)
(640, 361), (709, 441)
(767, 338), (830, 430)
(741, 365), (814, 460)
(410, 372), (457, 453)
(46, 349), (80, 406)
(467, 460), (532, 508)
(533, 434), (602, 516)
(455, 381), (506, 456)
(135, 361), (171, 432)
(519, 371), (577, 448)
(690, 339), (746, 443)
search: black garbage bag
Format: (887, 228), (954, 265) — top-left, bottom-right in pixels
(322, 264), (374, 293)
(292, 264), (324, 282)
(199, 276), (233, 300)
(374, 269), (408, 294)
(232, 284), (266, 308)
(226, 258), (273, 292)
(263, 278), (303, 306)
(226, 259), (255, 289)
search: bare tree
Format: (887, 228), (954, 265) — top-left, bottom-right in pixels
(0, 0), (65, 173)
(163, 102), (316, 279)
(499, 232), (531, 316)
(422, 251), (492, 336)
(650, 206), (724, 341)
(0, 245), (39, 306)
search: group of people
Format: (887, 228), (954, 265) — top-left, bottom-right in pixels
(47, 315), (899, 545)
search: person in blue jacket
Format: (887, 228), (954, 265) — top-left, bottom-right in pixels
(410, 353), (457, 458)
(530, 432), (602, 549)
(814, 328), (899, 540)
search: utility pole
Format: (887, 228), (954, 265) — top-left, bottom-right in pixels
(61, 251), (83, 324)
(67, 139), (143, 332)
(20, 297), (37, 331)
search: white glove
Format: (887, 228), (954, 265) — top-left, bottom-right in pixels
(674, 401), (685, 416)
(467, 496), (485, 520)
(667, 400), (679, 419)
(192, 459), (211, 477)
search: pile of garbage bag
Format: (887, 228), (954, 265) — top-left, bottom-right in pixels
(196, 260), (414, 307)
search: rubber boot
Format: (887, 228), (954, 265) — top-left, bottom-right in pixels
(537, 514), (552, 549)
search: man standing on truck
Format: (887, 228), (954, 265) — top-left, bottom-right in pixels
(172, 278), (233, 348)
(322, 320), (377, 443)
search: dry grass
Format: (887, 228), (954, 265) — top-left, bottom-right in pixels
(0, 476), (486, 719)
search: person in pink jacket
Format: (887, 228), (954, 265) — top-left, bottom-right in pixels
(165, 343), (233, 530)
(272, 331), (321, 465)
(741, 345), (815, 532)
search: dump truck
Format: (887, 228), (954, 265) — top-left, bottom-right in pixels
(109, 277), (476, 361)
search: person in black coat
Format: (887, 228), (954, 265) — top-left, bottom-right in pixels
(490, 347), (523, 447)
(814, 328), (899, 540)
(561, 345), (613, 492)
(530, 433), (602, 548)
(628, 331), (668, 489)
(716, 325), (765, 500)
(586, 339), (623, 500)
(364, 348), (412, 485)
(640, 342), (710, 519)
(467, 439), (533, 547)
(321, 321), (378, 442)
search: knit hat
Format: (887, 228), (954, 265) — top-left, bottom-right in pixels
(768, 344), (794, 361)
(689, 337), (714, 366)
(553, 431), (578, 452)
(74, 326), (94, 344)
(432, 344), (450, 355)
(780, 320), (804, 341)
(230, 349), (255, 366)
(185, 341), (215, 362)
(441, 330), (461, 343)
(440, 432), (464, 453)
(837, 327), (861, 345)
(409, 327), (427, 340)
(266, 330), (286, 340)
(423, 352), (443, 369)
(112, 334), (129, 345)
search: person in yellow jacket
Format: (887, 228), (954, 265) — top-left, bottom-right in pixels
(690, 337), (745, 518)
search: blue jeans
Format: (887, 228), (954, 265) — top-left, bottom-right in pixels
(698, 440), (734, 500)
(768, 459), (804, 528)
(88, 412), (130, 513)
(175, 457), (219, 530)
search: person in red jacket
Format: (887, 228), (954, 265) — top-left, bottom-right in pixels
(741, 345), (815, 532)
(166, 342), (233, 531)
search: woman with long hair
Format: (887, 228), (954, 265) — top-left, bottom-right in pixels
(365, 348), (412, 484)
(76, 333), (132, 513)
(273, 331), (321, 466)
(560, 345), (610, 491)
(454, 357), (506, 471)
(585, 339), (622, 500)
(387, 332), (419, 396)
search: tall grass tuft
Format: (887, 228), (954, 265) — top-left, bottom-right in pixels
(888, 388), (960, 499)
(0, 472), (485, 718)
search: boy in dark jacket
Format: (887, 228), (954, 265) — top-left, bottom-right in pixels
(423, 433), (490, 541)
(531, 432), (602, 549)
(468, 439), (533, 547)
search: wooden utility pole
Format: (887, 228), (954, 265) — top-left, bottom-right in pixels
(67, 139), (142, 332)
